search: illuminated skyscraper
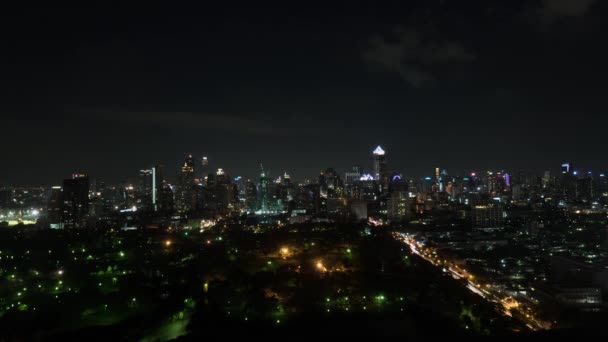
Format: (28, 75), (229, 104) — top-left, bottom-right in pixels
(258, 164), (269, 213)
(176, 154), (196, 213)
(373, 146), (388, 192)
(139, 165), (164, 212)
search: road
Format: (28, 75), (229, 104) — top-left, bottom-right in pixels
(393, 232), (551, 331)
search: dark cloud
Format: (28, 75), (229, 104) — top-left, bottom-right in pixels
(361, 27), (474, 87)
(535, 0), (596, 28)
(541, 0), (595, 17)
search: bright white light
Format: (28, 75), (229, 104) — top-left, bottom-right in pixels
(373, 145), (385, 155)
(360, 174), (374, 181)
(31, 209), (40, 216)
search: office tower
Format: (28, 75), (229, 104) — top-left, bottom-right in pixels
(560, 162), (577, 201)
(450, 176), (464, 197)
(422, 177), (433, 193)
(319, 168), (341, 199)
(356, 175), (379, 202)
(387, 192), (412, 222)
(282, 172), (294, 202)
(138, 166), (164, 212)
(62, 173), (89, 228)
(245, 179), (257, 211)
(258, 164), (269, 213)
(47, 186), (63, 229)
(176, 154), (196, 213)
(345, 166), (362, 198)
(201, 156), (209, 180)
(439, 169), (449, 192)
(596, 172), (608, 196)
(138, 169), (153, 210)
(151, 165), (164, 211)
(576, 172), (593, 202)
(212, 168), (233, 214)
(345, 166), (362, 186)
(388, 173), (407, 195)
(373, 146), (388, 192)
(471, 200), (504, 230)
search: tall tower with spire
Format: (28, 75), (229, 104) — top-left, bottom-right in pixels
(373, 146), (388, 192)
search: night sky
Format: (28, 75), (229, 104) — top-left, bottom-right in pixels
(2, 1), (608, 185)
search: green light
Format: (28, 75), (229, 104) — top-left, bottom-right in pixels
(119, 251), (125, 258)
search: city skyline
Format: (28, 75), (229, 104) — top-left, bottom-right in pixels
(3, 2), (608, 338)
(3, 144), (607, 187)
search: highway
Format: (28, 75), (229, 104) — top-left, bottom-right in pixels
(393, 232), (551, 331)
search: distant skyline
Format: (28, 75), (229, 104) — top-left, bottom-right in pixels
(2, 1), (608, 184)
(1, 143), (605, 186)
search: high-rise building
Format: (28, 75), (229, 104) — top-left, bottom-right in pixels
(138, 166), (164, 212)
(576, 172), (593, 202)
(596, 172), (608, 196)
(138, 169), (153, 209)
(471, 202), (504, 230)
(62, 174), (89, 228)
(47, 186), (63, 229)
(345, 166), (362, 185)
(201, 156), (209, 180)
(212, 168), (233, 214)
(176, 154), (196, 213)
(245, 179), (257, 211)
(387, 192), (412, 222)
(560, 162), (577, 201)
(373, 146), (388, 192)
(258, 164), (269, 213)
